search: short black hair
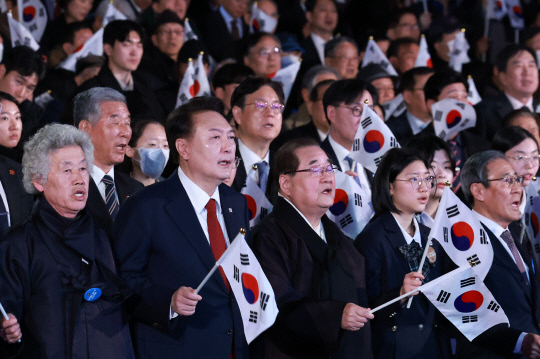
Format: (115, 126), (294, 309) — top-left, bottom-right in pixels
(305, 0), (337, 12)
(212, 63), (255, 90)
(60, 21), (92, 45)
(322, 78), (376, 124)
(387, 37), (418, 58)
(388, 8), (418, 28)
(274, 137), (321, 181)
(1, 46), (45, 79)
(166, 96), (224, 164)
(372, 147), (426, 216)
(230, 76), (285, 110)
(242, 32), (281, 58)
(0, 91), (19, 106)
(423, 69), (468, 102)
(103, 20), (145, 47)
(405, 134), (456, 173)
(492, 126), (539, 154)
(309, 79), (335, 102)
(324, 36), (358, 58)
(495, 44), (537, 73)
(398, 66), (434, 93)
(502, 108), (540, 128)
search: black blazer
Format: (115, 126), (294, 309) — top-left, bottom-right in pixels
(86, 170), (143, 238)
(271, 120), (322, 151)
(232, 144), (276, 202)
(200, 10), (248, 62)
(0, 155), (33, 233)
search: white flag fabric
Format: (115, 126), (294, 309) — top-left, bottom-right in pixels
(326, 170), (373, 239)
(268, 61), (301, 105)
(17, 0), (47, 42)
(34, 91), (54, 109)
(220, 233), (279, 344)
(349, 104), (400, 173)
(184, 18), (198, 41)
(382, 93), (406, 120)
(0, 0), (6, 12)
(241, 169), (273, 228)
(8, 11), (39, 50)
(487, 0), (507, 20)
(422, 266), (509, 341)
(58, 27), (103, 72)
(523, 180), (540, 260)
(467, 76), (482, 105)
(361, 39), (398, 77)
(505, 0), (524, 29)
(0, 42), (3, 63)
(431, 98), (477, 141)
(414, 35), (432, 68)
(249, 3), (278, 34)
(194, 52), (211, 96)
(430, 187), (493, 280)
(448, 31), (470, 73)
(176, 59), (195, 107)
(102, 2), (127, 27)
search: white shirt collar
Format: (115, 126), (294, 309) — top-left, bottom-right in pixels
(316, 128), (328, 142)
(92, 165), (114, 187)
(310, 32), (328, 65)
(472, 210), (507, 238)
(238, 139), (270, 178)
(506, 93), (534, 111)
(177, 166), (222, 216)
(416, 211), (434, 228)
(278, 193), (326, 242)
(391, 213), (421, 245)
(328, 134), (350, 165)
(406, 111), (431, 135)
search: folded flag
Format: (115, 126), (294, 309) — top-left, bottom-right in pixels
(361, 38), (398, 77)
(523, 179), (540, 260)
(241, 169), (273, 228)
(176, 58), (195, 108)
(194, 52), (211, 97)
(58, 28), (103, 72)
(487, 0), (507, 20)
(267, 61), (301, 105)
(17, 0), (47, 42)
(102, 2), (127, 27)
(249, 2), (277, 34)
(431, 98), (476, 141)
(467, 76), (482, 105)
(8, 11), (39, 51)
(448, 30), (470, 73)
(414, 35), (432, 68)
(382, 93), (406, 120)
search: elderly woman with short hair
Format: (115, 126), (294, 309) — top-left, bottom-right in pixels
(0, 124), (135, 359)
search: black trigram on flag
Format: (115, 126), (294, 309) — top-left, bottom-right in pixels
(249, 311), (258, 323)
(480, 229), (488, 244)
(438, 130), (447, 140)
(525, 213), (530, 226)
(437, 290), (451, 303)
(443, 227), (449, 242)
(531, 196), (535, 206)
(340, 214), (353, 228)
(260, 292), (270, 310)
(535, 243), (540, 254)
(462, 315), (478, 323)
(355, 193), (362, 207)
(390, 137), (397, 148)
(487, 300), (500, 312)
(240, 254), (250, 265)
(446, 205), (459, 218)
(460, 277), (475, 288)
(260, 207), (268, 220)
(467, 254), (481, 266)
(234, 265), (240, 282)
(361, 117), (372, 129)
(434, 110), (443, 122)
(456, 102), (465, 110)
(461, 119), (470, 128)
(353, 138), (361, 152)
(537, 189), (540, 196)
(374, 156), (383, 166)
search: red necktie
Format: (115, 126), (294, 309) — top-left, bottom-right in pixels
(206, 199), (230, 291)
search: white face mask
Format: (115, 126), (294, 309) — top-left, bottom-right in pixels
(134, 148), (170, 179)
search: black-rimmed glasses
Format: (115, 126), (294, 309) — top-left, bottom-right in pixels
(285, 164), (338, 176)
(487, 175), (524, 187)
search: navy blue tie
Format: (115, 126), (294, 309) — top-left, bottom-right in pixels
(102, 175), (119, 220)
(257, 161), (269, 194)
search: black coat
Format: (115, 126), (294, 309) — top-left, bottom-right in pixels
(200, 10), (248, 62)
(271, 120), (322, 151)
(0, 155), (33, 235)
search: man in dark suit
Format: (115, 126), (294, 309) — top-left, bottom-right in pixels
(112, 97), (251, 358)
(250, 137), (373, 358)
(459, 150), (540, 358)
(0, 154), (33, 235)
(475, 44), (540, 140)
(230, 77), (284, 200)
(74, 87), (143, 237)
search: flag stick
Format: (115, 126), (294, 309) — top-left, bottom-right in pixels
(515, 29), (519, 44)
(370, 287), (421, 314)
(422, 0), (428, 13)
(0, 301), (21, 343)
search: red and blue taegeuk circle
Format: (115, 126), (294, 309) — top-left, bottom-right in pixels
(454, 290), (483, 313)
(329, 189), (348, 216)
(513, 6), (523, 18)
(244, 194), (257, 220)
(23, 6), (36, 22)
(451, 221), (474, 251)
(363, 130), (385, 153)
(446, 110), (462, 129)
(242, 273), (259, 304)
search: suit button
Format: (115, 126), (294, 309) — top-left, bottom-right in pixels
(392, 326), (397, 332)
(418, 324), (424, 330)
(226, 329), (233, 335)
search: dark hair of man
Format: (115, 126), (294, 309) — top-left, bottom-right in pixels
(495, 44), (537, 73)
(322, 79), (376, 124)
(305, 0), (338, 13)
(212, 63), (255, 90)
(397, 66), (435, 94)
(230, 76), (285, 110)
(461, 150), (507, 206)
(387, 37), (418, 59)
(61, 22), (93, 46)
(492, 126), (539, 154)
(58, 0), (77, 9)
(309, 79), (335, 102)
(372, 147), (426, 216)
(0, 91), (20, 106)
(128, 118), (164, 148)
(423, 69), (468, 102)
(388, 8), (418, 29)
(406, 134), (456, 173)
(242, 32), (282, 58)
(1, 46), (46, 79)
(324, 36), (358, 58)
(103, 20), (145, 47)
(274, 137), (321, 183)
(502, 108), (540, 128)
(166, 96), (224, 164)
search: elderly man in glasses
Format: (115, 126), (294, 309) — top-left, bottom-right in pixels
(459, 150), (540, 358)
(230, 76), (284, 201)
(249, 137), (374, 359)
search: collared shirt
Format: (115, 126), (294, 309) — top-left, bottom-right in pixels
(310, 32), (329, 65)
(220, 5), (244, 38)
(316, 128), (328, 142)
(406, 111), (431, 135)
(92, 166), (117, 202)
(238, 139), (270, 186)
(0, 180), (10, 226)
(416, 211), (434, 229)
(279, 193), (326, 243)
(113, 72), (134, 91)
(392, 213), (421, 245)
(506, 93), (533, 111)
(328, 134), (371, 189)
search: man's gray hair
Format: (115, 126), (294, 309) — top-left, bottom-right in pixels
(324, 36), (358, 58)
(301, 65), (340, 92)
(22, 124), (94, 194)
(461, 150), (507, 206)
(73, 87), (126, 127)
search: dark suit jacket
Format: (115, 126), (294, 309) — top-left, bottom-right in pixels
(86, 170), (143, 238)
(232, 144), (276, 202)
(386, 111), (434, 146)
(200, 10), (248, 62)
(0, 155), (33, 233)
(271, 120), (322, 151)
(111, 172), (251, 359)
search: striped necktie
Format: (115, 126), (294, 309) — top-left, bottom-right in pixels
(102, 175), (119, 220)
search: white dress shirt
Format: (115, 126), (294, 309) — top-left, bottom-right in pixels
(310, 32), (329, 65)
(406, 111), (431, 135)
(316, 128), (328, 142)
(279, 193), (326, 243)
(392, 213), (421, 245)
(506, 93), (534, 111)
(328, 134), (371, 190)
(220, 5), (244, 38)
(92, 166), (118, 202)
(238, 139), (270, 186)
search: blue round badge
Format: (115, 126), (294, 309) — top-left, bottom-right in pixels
(84, 288), (102, 302)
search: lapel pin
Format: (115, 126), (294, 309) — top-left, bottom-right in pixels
(228, 208), (233, 213)
(9, 170), (15, 175)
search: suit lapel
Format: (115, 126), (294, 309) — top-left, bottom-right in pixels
(0, 159), (21, 222)
(381, 213), (412, 274)
(320, 138), (341, 171)
(220, 184), (244, 242)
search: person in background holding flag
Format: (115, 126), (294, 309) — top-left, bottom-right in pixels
(250, 137), (374, 359)
(458, 150), (540, 358)
(355, 147), (452, 359)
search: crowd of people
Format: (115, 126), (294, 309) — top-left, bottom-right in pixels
(2, 0), (540, 358)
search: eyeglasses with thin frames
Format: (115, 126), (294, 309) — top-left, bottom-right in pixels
(487, 175), (525, 187)
(394, 176), (436, 190)
(245, 102), (285, 113)
(507, 155), (540, 167)
(255, 47), (282, 57)
(337, 105), (374, 117)
(285, 164), (338, 176)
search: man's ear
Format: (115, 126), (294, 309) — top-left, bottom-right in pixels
(214, 87), (224, 101)
(402, 89), (412, 104)
(103, 43), (113, 57)
(425, 99), (435, 116)
(78, 120), (92, 134)
(32, 179), (44, 193)
(151, 34), (158, 48)
(232, 106), (243, 127)
(279, 174), (291, 197)
(62, 42), (74, 56)
(326, 105), (336, 125)
(176, 138), (189, 161)
(470, 182), (485, 203)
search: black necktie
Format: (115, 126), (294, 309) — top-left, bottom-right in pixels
(231, 19), (240, 40)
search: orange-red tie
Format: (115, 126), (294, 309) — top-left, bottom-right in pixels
(205, 199), (230, 291)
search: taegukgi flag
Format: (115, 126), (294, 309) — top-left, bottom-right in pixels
(422, 266), (509, 341)
(487, 0), (507, 20)
(326, 170), (373, 239)
(467, 76), (482, 105)
(58, 28), (104, 72)
(448, 30), (470, 73)
(183, 18), (198, 41)
(361, 38), (398, 77)
(8, 11), (39, 51)
(249, 2), (278, 34)
(350, 103), (400, 173)
(414, 35), (432, 68)
(102, 2), (127, 27)
(17, 0), (47, 42)
(176, 59), (195, 107)
(431, 98), (476, 141)
(505, 0), (524, 29)
(241, 168), (273, 228)
(523, 179), (540, 260)
(382, 93), (406, 120)
(430, 187), (493, 280)
(268, 61), (301, 105)
(220, 233), (279, 344)
(194, 52), (211, 97)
